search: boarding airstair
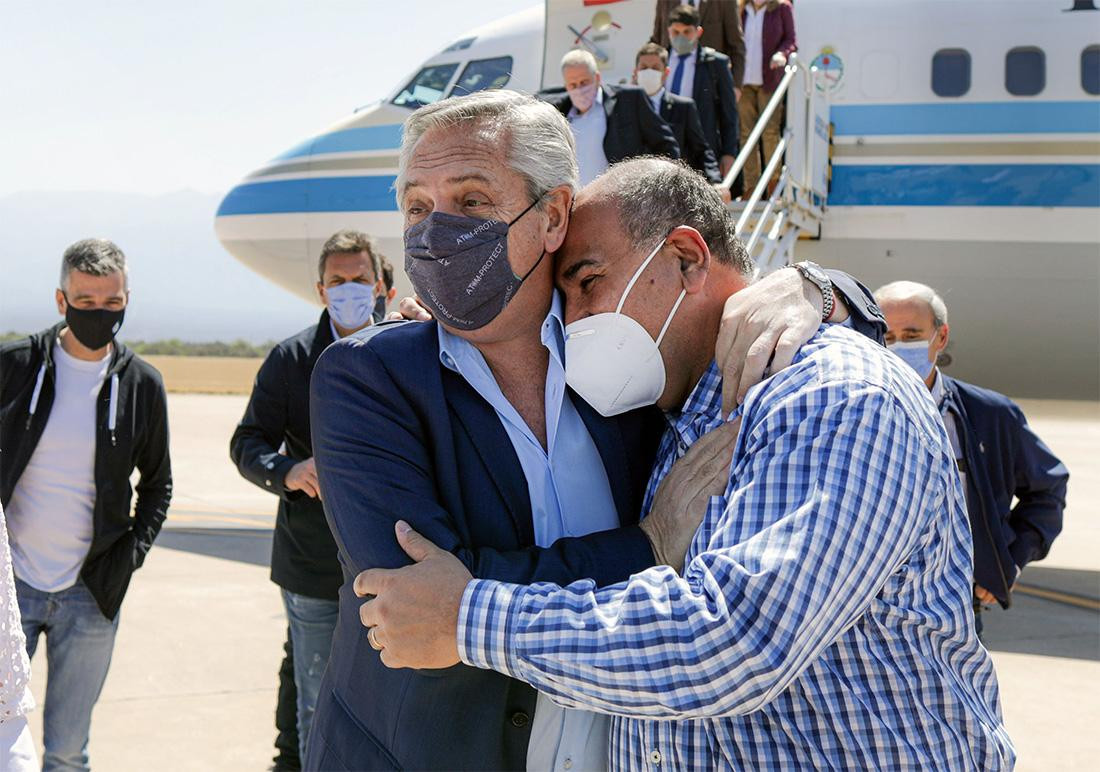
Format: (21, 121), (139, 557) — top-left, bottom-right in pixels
(722, 54), (831, 277)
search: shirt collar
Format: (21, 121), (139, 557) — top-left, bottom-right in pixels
(438, 290), (566, 374)
(672, 46), (698, 62)
(929, 367), (946, 407)
(666, 359), (725, 442)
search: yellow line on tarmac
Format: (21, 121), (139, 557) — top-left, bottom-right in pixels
(1015, 583), (1100, 611)
(167, 513), (274, 529)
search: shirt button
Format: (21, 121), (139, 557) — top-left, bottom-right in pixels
(650, 750), (662, 764)
(509, 711), (530, 728)
(265, 479), (272, 487)
(563, 760), (573, 770)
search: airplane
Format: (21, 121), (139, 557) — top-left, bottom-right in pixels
(215, 0), (1100, 400)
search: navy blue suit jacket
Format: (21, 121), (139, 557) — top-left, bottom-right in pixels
(939, 375), (1068, 607)
(304, 320), (662, 771)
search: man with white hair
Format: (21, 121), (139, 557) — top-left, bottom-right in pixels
(876, 280), (1068, 636)
(541, 48), (680, 185)
(304, 90), (886, 770)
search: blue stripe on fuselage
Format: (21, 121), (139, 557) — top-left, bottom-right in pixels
(216, 176), (398, 215)
(831, 101), (1100, 136)
(274, 125), (404, 160)
(214, 164), (1099, 217)
(830, 163), (1100, 206)
(263, 104), (1099, 164)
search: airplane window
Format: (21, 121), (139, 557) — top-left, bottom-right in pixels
(1083, 46), (1100, 95)
(450, 57), (514, 98)
(1006, 47), (1045, 96)
(931, 49), (970, 97)
(392, 63), (460, 109)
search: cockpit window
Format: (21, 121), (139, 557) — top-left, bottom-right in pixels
(449, 57), (514, 98)
(391, 63), (460, 108)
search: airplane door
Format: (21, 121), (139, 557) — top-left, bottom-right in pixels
(542, 0), (658, 89)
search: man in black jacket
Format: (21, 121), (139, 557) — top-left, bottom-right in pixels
(876, 280), (1068, 637)
(0, 238), (171, 770)
(633, 42), (722, 183)
(664, 3), (742, 180)
(540, 48), (679, 186)
(230, 229), (385, 768)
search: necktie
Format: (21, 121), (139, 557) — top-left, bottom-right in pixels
(671, 54), (687, 95)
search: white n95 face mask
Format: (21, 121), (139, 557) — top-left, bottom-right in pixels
(564, 236), (686, 417)
(636, 68), (664, 96)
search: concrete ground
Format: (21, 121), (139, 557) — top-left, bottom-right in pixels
(23, 393), (1100, 770)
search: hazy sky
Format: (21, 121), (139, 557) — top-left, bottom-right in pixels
(0, 0), (535, 196)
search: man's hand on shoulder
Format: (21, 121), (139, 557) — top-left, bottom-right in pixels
(386, 296), (432, 322)
(355, 521), (472, 670)
(716, 266), (850, 414)
(641, 419), (741, 573)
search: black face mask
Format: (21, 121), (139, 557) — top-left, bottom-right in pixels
(403, 198), (545, 331)
(64, 299), (125, 350)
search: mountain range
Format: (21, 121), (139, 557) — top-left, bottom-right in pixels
(0, 190), (318, 342)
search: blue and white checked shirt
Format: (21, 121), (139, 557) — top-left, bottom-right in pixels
(458, 326), (1015, 770)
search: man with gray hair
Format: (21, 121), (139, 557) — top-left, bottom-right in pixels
(0, 238), (172, 770)
(541, 48), (680, 185)
(305, 89), (887, 770)
(876, 280), (1067, 637)
(352, 158), (1015, 770)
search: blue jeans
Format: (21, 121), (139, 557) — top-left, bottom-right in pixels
(281, 589), (338, 760)
(16, 579), (118, 772)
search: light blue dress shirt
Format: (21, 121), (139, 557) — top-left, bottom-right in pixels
(567, 87), (609, 187)
(437, 290), (618, 772)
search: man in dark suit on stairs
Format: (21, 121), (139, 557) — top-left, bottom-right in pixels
(540, 49), (679, 186)
(633, 42), (721, 184)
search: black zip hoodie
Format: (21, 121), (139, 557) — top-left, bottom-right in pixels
(1, 323), (172, 620)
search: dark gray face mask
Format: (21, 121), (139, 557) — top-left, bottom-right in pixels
(403, 199), (546, 331)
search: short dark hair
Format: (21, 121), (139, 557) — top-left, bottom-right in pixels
(378, 254), (395, 291)
(636, 42), (669, 67)
(318, 229), (379, 282)
(668, 3), (701, 27)
(598, 157), (752, 276)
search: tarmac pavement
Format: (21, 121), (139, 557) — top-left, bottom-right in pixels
(23, 393), (1099, 770)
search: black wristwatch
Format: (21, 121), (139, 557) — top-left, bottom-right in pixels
(793, 261), (835, 322)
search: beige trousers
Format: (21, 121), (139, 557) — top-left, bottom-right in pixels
(738, 84), (784, 193)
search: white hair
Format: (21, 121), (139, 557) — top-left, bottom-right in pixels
(395, 89), (578, 208)
(874, 280), (949, 328)
(560, 48), (599, 75)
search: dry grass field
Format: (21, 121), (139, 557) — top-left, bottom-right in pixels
(144, 355), (262, 394)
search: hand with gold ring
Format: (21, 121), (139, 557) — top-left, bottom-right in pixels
(367, 626), (384, 651)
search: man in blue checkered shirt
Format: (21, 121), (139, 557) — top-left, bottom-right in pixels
(357, 158), (1015, 769)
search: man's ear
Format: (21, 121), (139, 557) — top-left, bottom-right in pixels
(386, 287), (397, 302)
(55, 288), (66, 316)
(665, 226), (710, 295)
(316, 281), (326, 304)
(542, 185), (573, 253)
(696, 25), (704, 40)
(934, 323), (950, 353)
